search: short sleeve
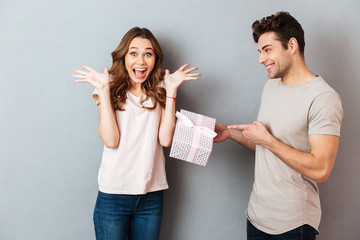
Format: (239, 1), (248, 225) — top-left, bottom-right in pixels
(92, 88), (100, 105)
(158, 80), (166, 88)
(308, 91), (343, 136)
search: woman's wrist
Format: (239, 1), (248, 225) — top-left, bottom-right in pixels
(98, 85), (111, 96)
(97, 89), (112, 104)
(166, 96), (176, 102)
(165, 89), (177, 98)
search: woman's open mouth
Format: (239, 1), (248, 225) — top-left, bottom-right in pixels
(133, 68), (147, 79)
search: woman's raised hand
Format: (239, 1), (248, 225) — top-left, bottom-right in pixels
(73, 65), (110, 91)
(164, 64), (200, 95)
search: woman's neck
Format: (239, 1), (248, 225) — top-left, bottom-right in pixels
(129, 83), (144, 97)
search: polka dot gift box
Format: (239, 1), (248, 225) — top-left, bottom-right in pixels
(169, 109), (217, 166)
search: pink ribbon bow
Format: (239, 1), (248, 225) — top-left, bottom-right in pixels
(175, 111), (217, 163)
(175, 112), (217, 138)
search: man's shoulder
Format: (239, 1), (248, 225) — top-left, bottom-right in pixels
(311, 76), (332, 89)
(308, 76), (340, 98)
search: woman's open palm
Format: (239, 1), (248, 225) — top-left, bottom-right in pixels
(73, 65), (110, 90)
(164, 64), (200, 92)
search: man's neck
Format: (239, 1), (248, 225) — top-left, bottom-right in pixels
(281, 59), (316, 86)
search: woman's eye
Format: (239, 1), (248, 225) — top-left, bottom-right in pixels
(130, 52), (136, 56)
(145, 53), (152, 57)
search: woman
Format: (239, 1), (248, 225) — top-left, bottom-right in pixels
(72, 27), (199, 240)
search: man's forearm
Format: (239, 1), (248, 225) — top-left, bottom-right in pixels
(230, 129), (256, 152)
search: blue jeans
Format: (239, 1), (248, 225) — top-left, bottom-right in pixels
(93, 190), (164, 240)
(247, 219), (318, 240)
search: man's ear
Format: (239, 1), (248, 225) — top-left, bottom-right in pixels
(288, 37), (298, 55)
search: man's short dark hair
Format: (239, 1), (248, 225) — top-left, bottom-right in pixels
(252, 12), (305, 56)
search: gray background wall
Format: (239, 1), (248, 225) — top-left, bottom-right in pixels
(1, 0), (359, 239)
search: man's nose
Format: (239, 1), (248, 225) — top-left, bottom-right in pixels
(258, 53), (266, 65)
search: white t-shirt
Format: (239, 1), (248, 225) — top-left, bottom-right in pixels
(247, 76), (343, 234)
(92, 89), (169, 194)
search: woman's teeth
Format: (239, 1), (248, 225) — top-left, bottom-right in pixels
(133, 68), (146, 78)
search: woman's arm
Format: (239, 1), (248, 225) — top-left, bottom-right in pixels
(73, 65), (120, 148)
(96, 88), (120, 148)
(158, 64), (200, 147)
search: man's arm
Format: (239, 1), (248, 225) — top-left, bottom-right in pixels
(214, 122), (256, 151)
(265, 133), (339, 183)
(229, 121), (339, 183)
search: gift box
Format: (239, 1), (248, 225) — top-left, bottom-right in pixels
(169, 109), (217, 166)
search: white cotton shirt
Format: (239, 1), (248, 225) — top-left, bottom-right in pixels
(92, 88), (169, 194)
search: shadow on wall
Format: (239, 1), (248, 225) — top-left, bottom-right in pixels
(308, 27), (360, 239)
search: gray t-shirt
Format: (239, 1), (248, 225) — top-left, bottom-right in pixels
(247, 76), (343, 234)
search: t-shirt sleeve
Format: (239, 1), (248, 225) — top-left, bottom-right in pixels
(158, 80), (166, 88)
(92, 88), (100, 105)
(308, 91), (343, 136)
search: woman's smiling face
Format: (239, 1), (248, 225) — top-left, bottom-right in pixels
(125, 37), (156, 87)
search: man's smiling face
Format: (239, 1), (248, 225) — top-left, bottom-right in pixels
(257, 31), (292, 79)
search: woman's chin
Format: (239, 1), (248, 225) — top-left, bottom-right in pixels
(130, 77), (147, 86)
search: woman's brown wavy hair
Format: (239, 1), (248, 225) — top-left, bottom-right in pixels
(109, 27), (166, 111)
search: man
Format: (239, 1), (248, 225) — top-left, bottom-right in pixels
(215, 12), (343, 239)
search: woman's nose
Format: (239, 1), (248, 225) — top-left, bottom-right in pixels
(137, 55), (145, 64)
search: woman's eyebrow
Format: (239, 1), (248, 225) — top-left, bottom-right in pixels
(129, 47), (154, 51)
